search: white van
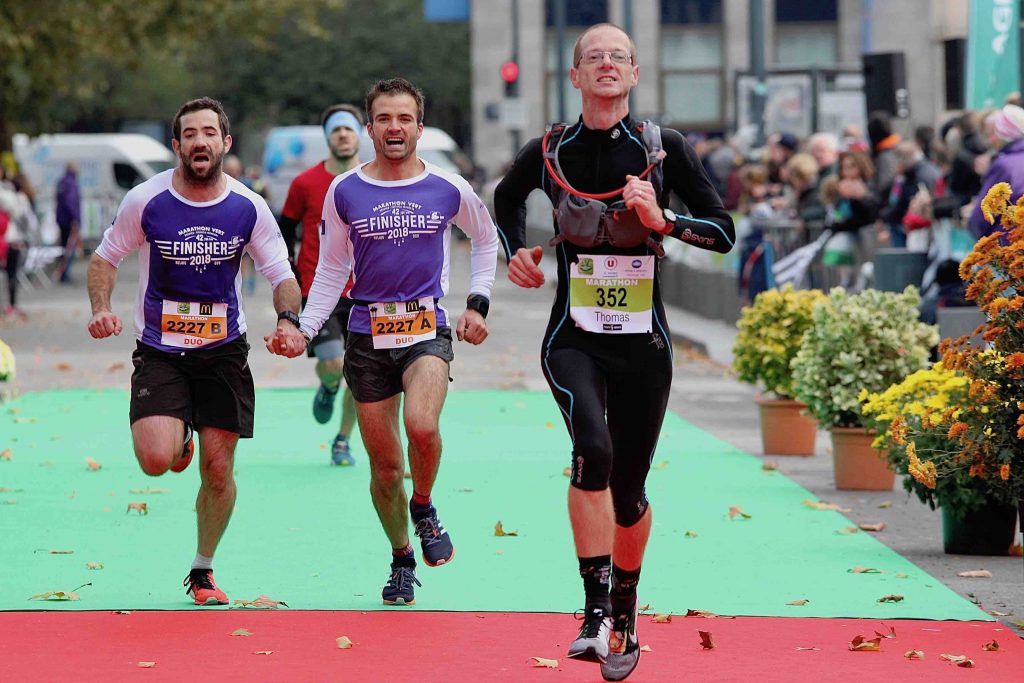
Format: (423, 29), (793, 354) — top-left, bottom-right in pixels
(12, 133), (176, 245)
(261, 126), (464, 216)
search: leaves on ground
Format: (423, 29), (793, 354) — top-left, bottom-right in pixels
(982, 639), (999, 652)
(651, 461), (669, 470)
(637, 603), (652, 612)
(113, 610), (131, 615)
(233, 595), (288, 609)
(126, 502), (148, 515)
(336, 636), (354, 649)
(651, 614), (673, 623)
(129, 487), (168, 494)
(530, 657), (558, 668)
(878, 501), (893, 509)
(684, 531), (698, 538)
(939, 654), (974, 667)
(86, 457), (101, 471)
(562, 467), (572, 477)
(0, 487), (22, 492)
(895, 573), (909, 578)
(684, 609), (734, 619)
(848, 567), (881, 574)
(494, 521), (518, 537)
(108, 362), (125, 372)
(875, 625), (896, 639)
(858, 522), (886, 532)
(803, 499), (850, 512)
(254, 651), (273, 655)
(544, 422), (554, 429)
(796, 647), (821, 651)
(35, 549), (74, 554)
(877, 594), (904, 603)
(0, 448), (11, 460)
(957, 569), (993, 578)
(849, 635), (882, 651)
(905, 650), (924, 660)
(762, 461), (777, 471)
(30, 584), (89, 601)
(639, 645), (652, 652)
(698, 631), (715, 649)
(727, 505), (751, 520)
(836, 527), (860, 535)
(231, 628), (252, 636)
(54, 362), (72, 371)
(787, 599), (809, 606)
(137, 662), (156, 668)
(86, 561), (104, 570)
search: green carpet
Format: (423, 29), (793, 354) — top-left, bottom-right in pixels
(0, 389), (988, 620)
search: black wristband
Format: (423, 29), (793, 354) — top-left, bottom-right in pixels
(466, 294), (490, 319)
(277, 310), (300, 328)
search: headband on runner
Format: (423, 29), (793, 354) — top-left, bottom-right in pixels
(324, 111), (362, 138)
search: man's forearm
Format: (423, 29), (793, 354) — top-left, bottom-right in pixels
(87, 253), (117, 314)
(273, 278), (301, 315)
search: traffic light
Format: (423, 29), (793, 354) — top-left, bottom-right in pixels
(501, 60), (519, 98)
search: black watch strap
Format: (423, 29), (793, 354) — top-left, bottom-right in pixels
(466, 294), (490, 319)
(277, 310), (301, 328)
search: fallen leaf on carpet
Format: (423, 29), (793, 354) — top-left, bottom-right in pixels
(54, 363), (72, 371)
(35, 549), (74, 554)
(638, 604), (652, 612)
(494, 521), (518, 537)
(877, 595), (904, 603)
(957, 570), (992, 578)
(2, 500), (16, 505)
(796, 647), (821, 651)
(651, 461), (669, 470)
(545, 422), (554, 429)
(651, 614), (672, 623)
(987, 609), (1009, 617)
(233, 595), (288, 609)
(787, 599), (809, 606)
(562, 467), (572, 477)
(0, 487), (22, 492)
(114, 610), (131, 615)
(254, 651), (273, 655)
(982, 640), (999, 652)
(803, 499), (850, 512)
(727, 506), (751, 520)
(137, 662), (156, 668)
(1, 448), (11, 460)
(86, 562), (104, 570)
(875, 625), (896, 639)
(108, 362), (125, 372)
(685, 609), (734, 619)
(129, 487), (167, 494)
(684, 531), (698, 538)
(858, 522), (886, 532)
(836, 527), (860, 535)
(29, 583), (89, 601)
(940, 654), (973, 667)
(640, 645), (652, 652)
(849, 635), (882, 651)
(231, 629), (252, 636)
(905, 650), (924, 660)
(336, 636), (354, 649)
(895, 573), (909, 578)
(530, 657), (558, 668)
(762, 461), (777, 471)
(457, 488), (473, 493)
(698, 631), (715, 649)
(126, 502), (148, 515)
(848, 567), (881, 574)
(86, 458), (101, 471)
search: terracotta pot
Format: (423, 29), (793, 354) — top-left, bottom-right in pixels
(829, 427), (895, 491)
(756, 398), (817, 456)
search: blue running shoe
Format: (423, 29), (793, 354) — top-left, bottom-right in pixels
(382, 560), (420, 606)
(411, 502), (455, 567)
(331, 434), (355, 466)
(312, 384), (338, 424)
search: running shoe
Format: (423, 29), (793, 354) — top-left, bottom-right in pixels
(601, 608), (640, 681)
(330, 434), (355, 466)
(382, 560), (421, 606)
(171, 425), (194, 473)
(411, 502), (455, 567)
(568, 606), (612, 662)
(183, 568), (228, 605)
(312, 384), (338, 424)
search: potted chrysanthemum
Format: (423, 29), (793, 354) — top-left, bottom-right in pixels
(732, 285), (827, 455)
(790, 286), (938, 490)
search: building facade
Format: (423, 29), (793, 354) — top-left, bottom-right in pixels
(470, 0), (971, 175)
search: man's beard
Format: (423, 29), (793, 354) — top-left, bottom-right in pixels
(179, 149), (225, 183)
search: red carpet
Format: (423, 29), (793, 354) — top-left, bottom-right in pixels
(3, 611), (1020, 682)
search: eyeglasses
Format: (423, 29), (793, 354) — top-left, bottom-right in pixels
(577, 50), (632, 66)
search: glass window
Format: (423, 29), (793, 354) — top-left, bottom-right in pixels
(663, 73), (721, 123)
(545, 0), (607, 27)
(775, 26), (837, 66)
(546, 74), (583, 123)
(113, 162), (142, 190)
(661, 28), (722, 69)
(775, 0), (836, 22)
(661, 0), (722, 25)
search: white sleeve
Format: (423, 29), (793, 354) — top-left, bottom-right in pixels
(94, 190), (147, 267)
(299, 181), (353, 338)
(247, 198), (294, 289)
(453, 179), (499, 298)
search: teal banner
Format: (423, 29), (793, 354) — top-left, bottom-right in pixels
(966, 0), (1021, 108)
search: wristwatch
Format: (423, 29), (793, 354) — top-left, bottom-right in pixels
(662, 207), (677, 231)
(277, 310), (301, 329)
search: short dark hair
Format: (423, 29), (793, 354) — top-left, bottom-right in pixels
(320, 103), (364, 129)
(365, 78), (425, 123)
(172, 97), (230, 142)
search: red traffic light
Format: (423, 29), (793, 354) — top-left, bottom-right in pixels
(500, 61), (519, 84)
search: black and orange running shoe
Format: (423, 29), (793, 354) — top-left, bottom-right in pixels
(183, 568), (228, 605)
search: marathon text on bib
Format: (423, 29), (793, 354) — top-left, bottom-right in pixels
(369, 296), (437, 349)
(569, 255), (655, 334)
(160, 300), (228, 348)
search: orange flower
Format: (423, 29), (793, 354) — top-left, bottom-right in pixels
(947, 422), (969, 438)
(1008, 353), (1024, 370)
(969, 463), (986, 478)
(1000, 464), (1011, 481)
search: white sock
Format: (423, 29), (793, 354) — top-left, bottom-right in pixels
(191, 553), (214, 570)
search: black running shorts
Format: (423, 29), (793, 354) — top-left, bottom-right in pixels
(129, 335), (256, 438)
(343, 327), (454, 403)
(305, 296), (355, 358)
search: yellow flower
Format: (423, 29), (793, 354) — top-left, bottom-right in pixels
(981, 182), (1012, 224)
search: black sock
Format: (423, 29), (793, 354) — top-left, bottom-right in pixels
(578, 555), (611, 612)
(392, 547), (416, 568)
(610, 564), (641, 617)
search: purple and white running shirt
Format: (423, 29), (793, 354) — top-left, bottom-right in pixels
(95, 170), (294, 352)
(299, 162), (499, 338)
